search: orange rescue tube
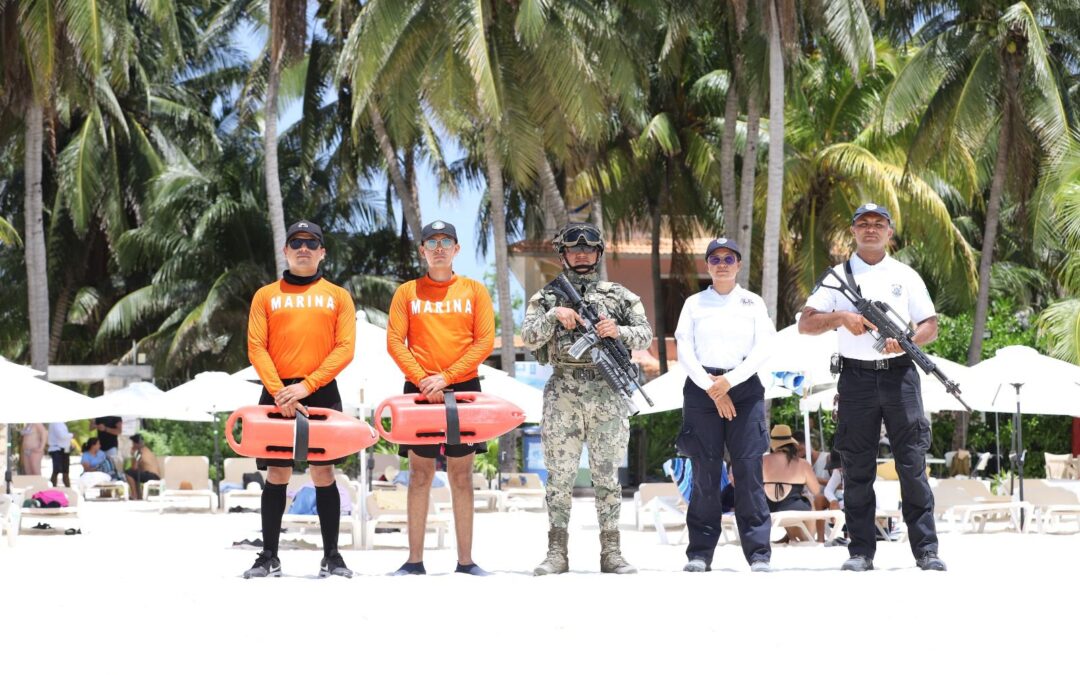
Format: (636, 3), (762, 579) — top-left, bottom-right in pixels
(225, 406), (379, 461)
(375, 392), (526, 445)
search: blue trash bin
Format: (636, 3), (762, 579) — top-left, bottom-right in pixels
(521, 425), (547, 484)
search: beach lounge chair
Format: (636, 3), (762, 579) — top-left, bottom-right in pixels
(472, 473), (505, 512)
(430, 485), (453, 514)
(281, 475), (364, 549)
(633, 482), (687, 544)
(144, 456), (219, 512)
(769, 509), (847, 543)
(1021, 480), (1080, 533)
(369, 453), (401, 485)
(81, 473), (129, 501)
(363, 487), (450, 550)
(1, 493), (20, 546)
(932, 478), (1028, 533)
(499, 472), (545, 511)
(1043, 453), (1079, 480)
(220, 457), (264, 512)
(6, 477), (82, 532)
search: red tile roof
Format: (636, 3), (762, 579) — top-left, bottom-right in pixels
(510, 233), (717, 257)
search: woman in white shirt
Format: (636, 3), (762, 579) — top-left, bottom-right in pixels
(674, 238), (776, 573)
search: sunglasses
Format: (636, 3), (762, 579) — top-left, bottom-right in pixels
(561, 227), (603, 247)
(423, 238), (456, 250)
(566, 244), (599, 254)
(288, 238), (322, 250)
(707, 254), (737, 266)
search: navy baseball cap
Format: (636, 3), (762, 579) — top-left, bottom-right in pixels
(285, 220), (323, 242)
(421, 220), (458, 242)
(851, 202), (893, 225)
(705, 237), (742, 261)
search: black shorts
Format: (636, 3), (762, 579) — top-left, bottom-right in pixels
(125, 468), (160, 483)
(257, 379), (344, 469)
(397, 377), (488, 459)
(49, 450), (69, 473)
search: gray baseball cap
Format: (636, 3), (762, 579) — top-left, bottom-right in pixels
(852, 202), (893, 225)
(705, 237), (742, 261)
(421, 220), (458, 242)
(285, 220), (323, 242)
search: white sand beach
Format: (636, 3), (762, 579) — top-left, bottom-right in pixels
(2, 497), (1076, 674)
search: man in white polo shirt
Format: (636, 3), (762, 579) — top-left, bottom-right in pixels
(798, 203), (945, 572)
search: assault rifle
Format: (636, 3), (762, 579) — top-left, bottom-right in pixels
(813, 266), (972, 413)
(545, 274), (654, 415)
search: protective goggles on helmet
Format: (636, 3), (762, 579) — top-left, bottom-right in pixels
(558, 226), (603, 248)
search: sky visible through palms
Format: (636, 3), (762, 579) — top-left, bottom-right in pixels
(235, 20), (514, 299)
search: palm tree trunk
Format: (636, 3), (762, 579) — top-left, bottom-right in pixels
(48, 267), (77, 364)
(761, 0), (784, 320)
(371, 102), (423, 243)
(594, 191), (609, 281)
(720, 70), (739, 234)
(539, 155), (569, 230)
(483, 125), (515, 378)
(961, 59), (1018, 448)
(650, 186), (667, 374)
(264, 55), (288, 274)
(967, 63), (1017, 368)
(736, 85), (761, 287)
(24, 103), (49, 372)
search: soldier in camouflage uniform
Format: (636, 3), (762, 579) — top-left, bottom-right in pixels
(521, 224), (652, 575)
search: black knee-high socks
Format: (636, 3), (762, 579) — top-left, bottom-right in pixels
(260, 482), (340, 556)
(316, 484), (341, 555)
(261, 482), (287, 555)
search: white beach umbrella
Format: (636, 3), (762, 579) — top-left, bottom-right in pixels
(93, 381), (213, 422)
(162, 371), (262, 415)
(1, 373), (101, 423)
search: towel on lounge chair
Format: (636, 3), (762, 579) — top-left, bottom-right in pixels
(662, 457), (729, 504)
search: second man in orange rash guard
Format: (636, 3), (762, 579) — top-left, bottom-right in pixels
(386, 220), (495, 576)
(243, 220), (356, 580)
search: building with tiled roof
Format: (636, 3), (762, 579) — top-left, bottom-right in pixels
(508, 227), (717, 361)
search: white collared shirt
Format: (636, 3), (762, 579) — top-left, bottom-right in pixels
(675, 284), (776, 391)
(804, 253), (936, 360)
(47, 422), (73, 452)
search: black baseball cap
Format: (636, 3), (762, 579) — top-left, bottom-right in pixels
(705, 237), (742, 261)
(285, 220), (323, 242)
(421, 220), (458, 242)
(851, 202), (893, 225)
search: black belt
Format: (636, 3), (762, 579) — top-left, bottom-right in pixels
(841, 355), (913, 371)
(554, 367), (601, 381)
(703, 366), (731, 376)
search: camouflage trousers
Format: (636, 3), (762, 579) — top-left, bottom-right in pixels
(540, 371), (630, 530)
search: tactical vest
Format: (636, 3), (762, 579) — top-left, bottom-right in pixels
(535, 280), (629, 368)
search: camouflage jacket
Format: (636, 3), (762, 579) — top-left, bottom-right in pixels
(521, 269), (652, 367)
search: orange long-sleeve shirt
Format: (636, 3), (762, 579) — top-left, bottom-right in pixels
(247, 277), (356, 396)
(386, 274), (495, 386)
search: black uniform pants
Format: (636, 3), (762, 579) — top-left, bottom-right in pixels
(677, 375), (771, 566)
(836, 362), (938, 560)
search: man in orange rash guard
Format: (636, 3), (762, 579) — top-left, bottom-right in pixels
(386, 220), (495, 576)
(243, 220), (356, 579)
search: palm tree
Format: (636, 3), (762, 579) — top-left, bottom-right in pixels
(1035, 134), (1080, 365)
(881, 2), (1073, 369)
(339, 0), (624, 377)
(0, 0), (117, 371)
(779, 42), (978, 324)
(264, 0), (307, 274)
(760, 0), (878, 319)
